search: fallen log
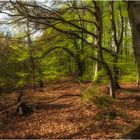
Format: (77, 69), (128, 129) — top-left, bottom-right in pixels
(7, 99), (27, 117)
(27, 94), (81, 106)
(0, 90), (29, 117)
(0, 93), (81, 117)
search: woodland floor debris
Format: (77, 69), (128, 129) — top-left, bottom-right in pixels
(0, 82), (140, 139)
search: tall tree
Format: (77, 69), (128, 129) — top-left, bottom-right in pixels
(127, 1), (140, 85)
(26, 21), (36, 90)
(110, 1), (124, 89)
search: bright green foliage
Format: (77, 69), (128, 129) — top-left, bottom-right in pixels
(0, 0), (137, 93)
(81, 87), (97, 102)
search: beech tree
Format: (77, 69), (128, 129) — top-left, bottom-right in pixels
(127, 1), (140, 85)
(0, 0), (138, 99)
(109, 1), (124, 89)
(0, 0), (117, 98)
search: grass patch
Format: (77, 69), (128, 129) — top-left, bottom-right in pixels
(81, 86), (99, 102)
(120, 73), (137, 83)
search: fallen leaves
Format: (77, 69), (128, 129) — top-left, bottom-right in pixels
(0, 82), (140, 139)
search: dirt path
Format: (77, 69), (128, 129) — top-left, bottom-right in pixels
(0, 82), (140, 139)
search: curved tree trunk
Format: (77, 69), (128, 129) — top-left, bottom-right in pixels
(110, 1), (124, 89)
(92, 1), (116, 98)
(128, 2), (140, 85)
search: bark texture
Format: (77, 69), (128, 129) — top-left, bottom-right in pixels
(128, 2), (140, 85)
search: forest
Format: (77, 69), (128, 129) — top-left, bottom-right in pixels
(0, 0), (140, 139)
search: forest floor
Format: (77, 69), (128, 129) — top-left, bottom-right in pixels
(0, 81), (140, 139)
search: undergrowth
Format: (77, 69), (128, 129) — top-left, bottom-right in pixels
(81, 86), (128, 121)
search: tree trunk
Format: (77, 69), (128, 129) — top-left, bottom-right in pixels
(39, 80), (44, 88)
(128, 2), (140, 85)
(26, 21), (36, 90)
(110, 1), (124, 89)
(93, 51), (102, 82)
(113, 54), (120, 89)
(77, 59), (85, 77)
(108, 73), (116, 99)
(93, 1), (116, 98)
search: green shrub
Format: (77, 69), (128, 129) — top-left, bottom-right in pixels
(78, 74), (93, 82)
(92, 94), (117, 121)
(120, 73), (137, 83)
(96, 109), (117, 120)
(81, 86), (98, 102)
(92, 95), (115, 109)
(93, 69), (108, 85)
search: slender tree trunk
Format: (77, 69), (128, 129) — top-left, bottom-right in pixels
(93, 51), (102, 82)
(76, 58), (85, 77)
(124, 18), (128, 63)
(112, 53), (120, 89)
(26, 21), (36, 90)
(98, 26), (116, 98)
(105, 63), (116, 98)
(30, 56), (36, 90)
(110, 1), (124, 89)
(92, 1), (116, 98)
(68, 58), (72, 74)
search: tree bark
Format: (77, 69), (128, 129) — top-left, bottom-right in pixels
(93, 51), (102, 82)
(93, 1), (116, 98)
(110, 1), (124, 89)
(128, 2), (140, 85)
(26, 21), (36, 90)
(77, 58), (85, 77)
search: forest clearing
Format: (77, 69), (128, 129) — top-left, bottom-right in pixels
(0, 0), (140, 139)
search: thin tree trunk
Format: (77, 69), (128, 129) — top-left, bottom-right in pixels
(93, 51), (102, 82)
(26, 21), (36, 90)
(110, 2), (124, 89)
(77, 58), (84, 77)
(93, 1), (116, 98)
